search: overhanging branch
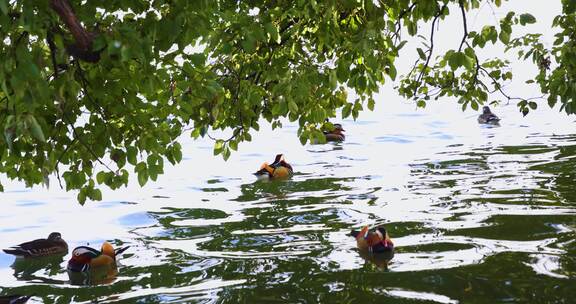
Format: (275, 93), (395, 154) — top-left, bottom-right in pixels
(50, 0), (100, 62)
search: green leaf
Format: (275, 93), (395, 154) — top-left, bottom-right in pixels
(471, 101), (479, 111)
(499, 31), (510, 44)
(127, 146), (137, 165)
(264, 23), (281, 44)
(288, 100), (299, 113)
(96, 171), (107, 184)
(214, 140), (224, 155)
(77, 191), (87, 205)
(367, 98), (375, 111)
(91, 189), (102, 201)
(27, 115), (45, 142)
(342, 103), (352, 118)
(0, 0), (8, 15)
(417, 48), (427, 60)
(336, 62), (349, 82)
(387, 64), (397, 80)
(448, 52), (467, 71)
(329, 70), (338, 90)
(138, 168), (148, 186)
(519, 13), (537, 26)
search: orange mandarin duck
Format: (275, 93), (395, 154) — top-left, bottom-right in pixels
(254, 154), (293, 180)
(67, 242), (129, 272)
(3, 232), (68, 258)
(324, 123), (346, 142)
(350, 225), (394, 253)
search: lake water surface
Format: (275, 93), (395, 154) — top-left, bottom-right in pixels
(0, 98), (575, 303)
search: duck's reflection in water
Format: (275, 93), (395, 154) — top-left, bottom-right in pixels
(359, 250), (394, 270)
(68, 264), (119, 286)
(11, 255), (65, 283)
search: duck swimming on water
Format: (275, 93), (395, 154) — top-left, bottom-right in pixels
(324, 123), (345, 142)
(478, 106), (500, 124)
(3, 232), (68, 258)
(253, 154), (293, 180)
(67, 242), (129, 272)
(350, 225), (394, 253)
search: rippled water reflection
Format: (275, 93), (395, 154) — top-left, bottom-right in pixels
(1, 100), (575, 303)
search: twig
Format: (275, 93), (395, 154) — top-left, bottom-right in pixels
(458, 0), (468, 52)
(47, 30), (59, 76)
(415, 4), (447, 93)
(74, 61), (108, 119)
(55, 138), (77, 189)
(392, 2), (418, 42)
(62, 112), (115, 173)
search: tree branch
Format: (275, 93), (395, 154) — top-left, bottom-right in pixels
(55, 138), (77, 189)
(458, 0), (468, 52)
(393, 2), (418, 42)
(415, 4), (447, 93)
(50, 0), (100, 62)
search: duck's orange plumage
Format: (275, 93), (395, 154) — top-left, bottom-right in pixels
(254, 154), (293, 179)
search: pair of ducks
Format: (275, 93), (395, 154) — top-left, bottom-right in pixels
(2, 232), (129, 272)
(253, 155), (394, 255)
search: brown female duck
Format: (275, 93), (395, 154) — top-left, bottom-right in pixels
(3, 232), (68, 258)
(478, 106), (500, 124)
(324, 123), (345, 142)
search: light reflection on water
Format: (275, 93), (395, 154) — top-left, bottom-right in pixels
(1, 100), (576, 302)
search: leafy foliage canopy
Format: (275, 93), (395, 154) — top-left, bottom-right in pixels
(0, 0), (571, 202)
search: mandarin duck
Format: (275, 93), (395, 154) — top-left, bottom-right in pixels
(324, 123), (346, 142)
(254, 154), (293, 180)
(3, 232), (68, 258)
(478, 106), (500, 124)
(350, 225), (394, 253)
(67, 242), (129, 272)
(0, 295), (31, 304)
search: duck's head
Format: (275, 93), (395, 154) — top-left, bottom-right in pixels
(70, 246), (100, 264)
(48, 232), (62, 241)
(376, 226), (388, 239)
(272, 154), (293, 171)
(332, 124), (345, 135)
(101, 242), (115, 258)
(482, 106), (492, 114)
(271, 154), (285, 165)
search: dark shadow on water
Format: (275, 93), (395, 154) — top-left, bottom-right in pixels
(234, 177), (355, 202)
(10, 255), (66, 284)
(358, 250), (394, 270)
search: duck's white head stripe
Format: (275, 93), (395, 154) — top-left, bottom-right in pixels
(72, 246), (99, 257)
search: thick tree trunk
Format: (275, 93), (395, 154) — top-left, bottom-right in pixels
(50, 0), (100, 62)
